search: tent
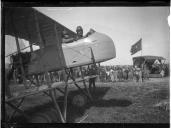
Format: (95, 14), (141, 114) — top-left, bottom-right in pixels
(132, 55), (166, 77)
(133, 56), (165, 67)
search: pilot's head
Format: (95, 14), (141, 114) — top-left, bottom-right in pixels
(76, 26), (83, 37)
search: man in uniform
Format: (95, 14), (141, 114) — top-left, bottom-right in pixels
(88, 64), (97, 94)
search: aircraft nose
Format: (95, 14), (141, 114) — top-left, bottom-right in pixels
(88, 32), (116, 59)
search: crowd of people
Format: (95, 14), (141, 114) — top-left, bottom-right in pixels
(37, 65), (96, 83)
(10, 63), (169, 85)
(98, 65), (142, 83)
(39, 65), (142, 84)
(98, 64), (169, 83)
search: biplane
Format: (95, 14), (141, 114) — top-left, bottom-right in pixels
(4, 7), (116, 123)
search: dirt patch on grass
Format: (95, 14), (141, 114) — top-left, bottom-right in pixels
(82, 78), (170, 123)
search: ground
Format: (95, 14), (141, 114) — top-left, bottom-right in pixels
(6, 77), (170, 123)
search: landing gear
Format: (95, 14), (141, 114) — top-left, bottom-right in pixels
(28, 108), (60, 123)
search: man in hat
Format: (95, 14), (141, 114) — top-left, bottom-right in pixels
(75, 26), (84, 41)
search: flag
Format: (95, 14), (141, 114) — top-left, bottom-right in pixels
(130, 38), (142, 55)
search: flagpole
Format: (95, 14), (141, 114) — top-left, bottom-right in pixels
(141, 38), (142, 56)
(140, 38), (144, 71)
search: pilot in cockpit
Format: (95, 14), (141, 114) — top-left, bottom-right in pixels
(62, 26), (96, 43)
(75, 26), (84, 40)
(76, 26), (96, 40)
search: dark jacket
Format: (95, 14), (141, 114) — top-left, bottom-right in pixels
(88, 67), (97, 76)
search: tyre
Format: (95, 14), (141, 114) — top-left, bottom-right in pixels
(28, 109), (60, 123)
(29, 113), (52, 123)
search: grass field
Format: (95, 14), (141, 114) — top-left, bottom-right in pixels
(6, 77), (169, 123)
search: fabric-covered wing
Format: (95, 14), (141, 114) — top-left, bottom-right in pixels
(4, 7), (76, 73)
(5, 7), (76, 46)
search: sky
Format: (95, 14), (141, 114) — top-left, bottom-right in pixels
(35, 7), (170, 65)
(5, 7), (170, 65)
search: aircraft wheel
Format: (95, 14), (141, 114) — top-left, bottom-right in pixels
(72, 94), (87, 107)
(28, 109), (60, 123)
(49, 108), (60, 122)
(28, 113), (52, 123)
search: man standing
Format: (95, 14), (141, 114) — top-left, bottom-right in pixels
(113, 68), (118, 82)
(88, 64), (97, 94)
(134, 66), (142, 83)
(118, 68), (123, 81)
(109, 68), (114, 82)
(125, 68), (129, 80)
(128, 68), (134, 81)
